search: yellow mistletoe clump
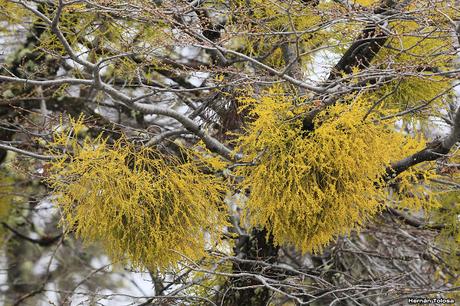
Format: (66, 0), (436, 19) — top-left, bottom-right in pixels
(46, 119), (228, 269)
(236, 89), (426, 253)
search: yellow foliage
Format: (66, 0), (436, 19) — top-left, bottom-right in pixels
(184, 258), (233, 303)
(0, 1), (32, 28)
(0, 170), (14, 243)
(389, 165), (440, 211)
(353, 0), (379, 6)
(193, 141), (230, 172)
(431, 190), (460, 292)
(235, 87), (427, 253)
(226, 0), (326, 68)
(46, 118), (228, 269)
(363, 75), (453, 119)
(376, 21), (454, 68)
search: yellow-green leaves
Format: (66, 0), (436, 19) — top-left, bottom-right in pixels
(0, 170), (14, 243)
(431, 190), (460, 294)
(46, 122), (228, 269)
(236, 88), (426, 253)
(353, 0), (379, 6)
(362, 75), (453, 121)
(226, 0), (326, 68)
(376, 19), (455, 69)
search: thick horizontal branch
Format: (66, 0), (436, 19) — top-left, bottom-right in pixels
(0, 143), (58, 161)
(0, 76), (93, 86)
(386, 207), (445, 230)
(388, 104), (460, 178)
(2, 222), (62, 247)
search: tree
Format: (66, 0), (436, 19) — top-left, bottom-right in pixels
(0, 0), (459, 305)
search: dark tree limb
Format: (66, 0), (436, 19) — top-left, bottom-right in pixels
(222, 228), (279, 306)
(329, 0), (399, 80)
(387, 104), (460, 179)
(386, 207), (446, 230)
(302, 0), (401, 131)
(2, 222), (62, 247)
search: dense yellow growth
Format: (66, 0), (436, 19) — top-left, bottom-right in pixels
(226, 0), (328, 68)
(353, 0), (379, 6)
(376, 20), (454, 68)
(46, 119), (228, 269)
(0, 171), (14, 243)
(432, 190), (460, 292)
(363, 76), (452, 120)
(236, 88), (426, 253)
